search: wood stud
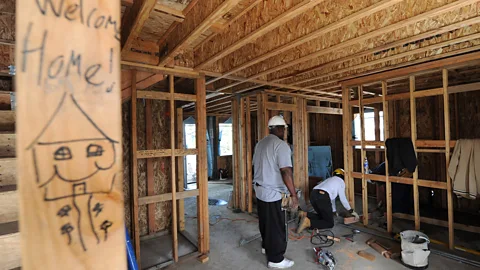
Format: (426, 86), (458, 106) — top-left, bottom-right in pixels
(342, 63), (465, 252)
(382, 81), (392, 233)
(443, 69), (454, 250)
(409, 76), (420, 231)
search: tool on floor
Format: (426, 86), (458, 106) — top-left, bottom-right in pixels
(366, 238), (392, 259)
(311, 229), (338, 247)
(342, 229), (360, 242)
(314, 247), (336, 270)
(357, 251), (376, 262)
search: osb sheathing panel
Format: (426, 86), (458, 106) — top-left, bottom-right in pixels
(194, 0), (307, 72)
(135, 99), (172, 236)
(122, 102), (133, 234)
(0, 44), (14, 71)
(158, 0), (191, 11)
(0, 0), (14, 42)
(188, 0), (257, 50)
(165, 0), (224, 59)
(140, 12), (177, 42)
(211, 0), (378, 75)
(242, 0), (478, 82)
(0, 78), (11, 91)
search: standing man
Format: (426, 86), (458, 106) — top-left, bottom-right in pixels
(253, 115), (298, 269)
(297, 169), (359, 233)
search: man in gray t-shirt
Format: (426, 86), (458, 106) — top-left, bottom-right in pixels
(253, 116), (298, 269)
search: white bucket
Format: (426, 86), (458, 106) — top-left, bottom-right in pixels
(400, 230), (430, 268)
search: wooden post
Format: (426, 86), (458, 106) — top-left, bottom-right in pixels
(256, 92), (264, 141)
(382, 81), (392, 233)
(146, 99), (156, 234)
(262, 92), (269, 138)
(359, 86), (368, 225)
(239, 97), (246, 212)
(196, 75), (209, 254)
(442, 69), (454, 250)
(293, 97), (301, 190)
(303, 99), (309, 200)
(176, 108), (185, 231)
(232, 97), (240, 209)
(169, 75), (178, 262)
(16, 0), (126, 267)
(409, 76), (420, 231)
(342, 87), (354, 208)
(246, 97), (253, 213)
(131, 71), (141, 266)
(374, 107), (381, 165)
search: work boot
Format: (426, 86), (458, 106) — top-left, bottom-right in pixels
(268, 258), (294, 269)
(297, 215), (311, 234)
(298, 210), (307, 219)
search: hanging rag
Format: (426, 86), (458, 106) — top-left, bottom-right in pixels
(448, 139), (480, 199)
(385, 138), (418, 176)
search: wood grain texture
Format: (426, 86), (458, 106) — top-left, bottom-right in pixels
(0, 133), (15, 157)
(0, 190), (18, 223)
(0, 111), (14, 131)
(16, 1), (125, 268)
(0, 231), (20, 269)
(195, 76), (209, 254)
(0, 157), (15, 187)
(409, 76), (420, 231)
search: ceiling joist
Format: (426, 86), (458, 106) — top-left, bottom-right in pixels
(121, 0), (157, 57)
(157, 0), (243, 66)
(217, 0), (478, 93)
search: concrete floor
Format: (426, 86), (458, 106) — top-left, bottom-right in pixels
(166, 184), (479, 270)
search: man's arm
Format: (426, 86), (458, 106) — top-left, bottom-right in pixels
(338, 183), (352, 211)
(280, 167), (296, 197)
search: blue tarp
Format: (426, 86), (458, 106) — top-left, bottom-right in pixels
(308, 146), (333, 180)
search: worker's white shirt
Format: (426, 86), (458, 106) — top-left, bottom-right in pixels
(313, 176), (351, 212)
(253, 134), (292, 202)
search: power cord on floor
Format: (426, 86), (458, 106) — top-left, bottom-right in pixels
(310, 229), (335, 247)
(185, 215), (258, 226)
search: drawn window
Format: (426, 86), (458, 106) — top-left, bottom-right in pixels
(87, 144), (104, 157)
(54, 146), (72, 160)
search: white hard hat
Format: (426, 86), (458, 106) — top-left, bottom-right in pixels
(268, 115), (288, 128)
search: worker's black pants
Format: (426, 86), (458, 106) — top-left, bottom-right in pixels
(308, 190), (334, 229)
(257, 198), (286, 263)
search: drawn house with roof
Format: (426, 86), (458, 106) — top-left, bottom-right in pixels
(27, 93), (119, 251)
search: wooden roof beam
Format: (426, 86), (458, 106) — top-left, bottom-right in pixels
(280, 16), (480, 86)
(195, 0), (329, 70)
(205, 0), (403, 84)
(216, 0), (478, 92)
(193, 0), (262, 51)
(316, 45), (480, 91)
(121, 0), (157, 57)
(299, 32), (480, 89)
(157, 0), (243, 67)
(342, 50), (480, 87)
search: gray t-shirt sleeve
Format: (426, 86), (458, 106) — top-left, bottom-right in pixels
(276, 142), (293, 169)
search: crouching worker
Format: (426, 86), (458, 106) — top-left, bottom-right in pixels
(297, 169), (359, 233)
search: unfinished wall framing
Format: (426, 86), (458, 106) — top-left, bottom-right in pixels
(129, 69), (210, 267)
(231, 90), (347, 210)
(342, 52), (480, 251)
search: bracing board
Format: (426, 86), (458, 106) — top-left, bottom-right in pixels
(15, 0), (126, 269)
